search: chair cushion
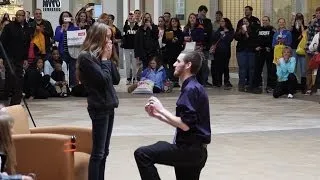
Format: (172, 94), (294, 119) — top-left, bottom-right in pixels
(74, 152), (90, 180)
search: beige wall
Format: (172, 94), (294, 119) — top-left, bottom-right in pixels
(162, 0), (175, 15)
(186, 0), (210, 19)
(144, 0), (154, 15)
(23, 0), (33, 12)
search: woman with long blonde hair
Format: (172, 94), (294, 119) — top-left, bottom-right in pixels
(77, 22), (120, 180)
(0, 108), (34, 180)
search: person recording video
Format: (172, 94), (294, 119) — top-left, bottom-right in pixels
(0, 10), (31, 106)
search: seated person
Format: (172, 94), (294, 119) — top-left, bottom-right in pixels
(0, 106), (34, 180)
(24, 57), (51, 100)
(51, 63), (68, 97)
(273, 46), (297, 99)
(44, 47), (68, 94)
(128, 57), (166, 93)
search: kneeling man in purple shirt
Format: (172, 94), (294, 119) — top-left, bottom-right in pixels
(134, 51), (211, 180)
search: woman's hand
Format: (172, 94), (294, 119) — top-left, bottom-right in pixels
(101, 40), (113, 60)
(22, 175), (34, 180)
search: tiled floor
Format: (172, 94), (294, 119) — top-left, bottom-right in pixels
(23, 83), (320, 180)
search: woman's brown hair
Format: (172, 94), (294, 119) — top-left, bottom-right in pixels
(98, 13), (109, 24)
(80, 22), (111, 58)
(0, 110), (16, 174)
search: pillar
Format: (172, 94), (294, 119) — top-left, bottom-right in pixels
(209, 0), (219, 20)
(154, 0), (162, 21)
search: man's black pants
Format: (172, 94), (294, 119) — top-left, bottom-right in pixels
(4, 60), (23, 105)
(134, 141), (208, 180)
(253, 50), (277, 88)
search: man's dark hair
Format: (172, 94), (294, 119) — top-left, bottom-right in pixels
(108, 14), (115, 21)
(216, 10), (223, 16)
(164, 12), (171, 16)
(198, 5), (208, 13)
(181, 51), (202, 74)
(134, 9), (140, 13)
(316, 7), (320, 12)
(245, 6), (253, 11)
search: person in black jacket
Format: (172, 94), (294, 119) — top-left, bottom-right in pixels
(235, 17), (258, 92)
(77, 22), (120, 180)
(252, 16), (276, 93)
(134, 13), (159, 70)
(29, 9), (54, 58)
(162, 17), (184, 85)
(210, 18), (234, 90)
(123, 13), (139, 85)
(236, 6), (261, 36)
(197, 5), (213, 86)
(24, 57), (51, 100)
(290, 13), (307, 93)
(0, 10), (31, 106)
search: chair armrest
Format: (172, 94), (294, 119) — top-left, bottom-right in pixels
(30, 126), (92, 154)
(12, 133), (75, 180)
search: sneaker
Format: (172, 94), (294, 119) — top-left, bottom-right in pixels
(238, 86), (245, 92)
(305, 90), (312, 96)
(265, 87), (273, 93)
(126, 80), (132, 85)
(251, 87), (263, 94)
(204, 82), (213, 87)
(287, 94), (294, 99)
(224, 83), (233, 90)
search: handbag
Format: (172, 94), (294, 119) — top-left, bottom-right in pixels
(308, 53), (320, 69)
(296, 31), (307, 56)
(209, 38), (221, 54)
(273, 43), (285, 64)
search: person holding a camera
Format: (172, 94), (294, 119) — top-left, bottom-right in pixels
(54, 11), (80, 88)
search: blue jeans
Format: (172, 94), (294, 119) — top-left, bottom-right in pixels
(62, 53), (77, 88)
(88, 109), (115, 180)
(292, 50), (306, 78)
(237, 51), (255, 88)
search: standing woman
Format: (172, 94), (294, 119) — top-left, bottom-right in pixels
(290, 13), (307, 92)
(210, 17), (234, 89)
(77, 23), (120, 180)
(183, 13), (205, 84)
(162, 17), (184, 86)
(234, 17), (258, 92)
(76, 11), (90, 30)
(54, 11), (80, 88)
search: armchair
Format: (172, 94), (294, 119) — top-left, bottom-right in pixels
(7, 105), (92, 180)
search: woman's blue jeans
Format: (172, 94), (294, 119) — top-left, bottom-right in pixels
(292, 49), (306, 79)
(88, 109), (115, 180)
(236, 51), (255, 88)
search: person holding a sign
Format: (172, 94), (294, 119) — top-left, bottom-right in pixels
(77, 22), (120, 180)
(54, 11), (80, 88)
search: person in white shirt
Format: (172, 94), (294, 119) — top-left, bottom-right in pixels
(44, 47), (68, 90)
